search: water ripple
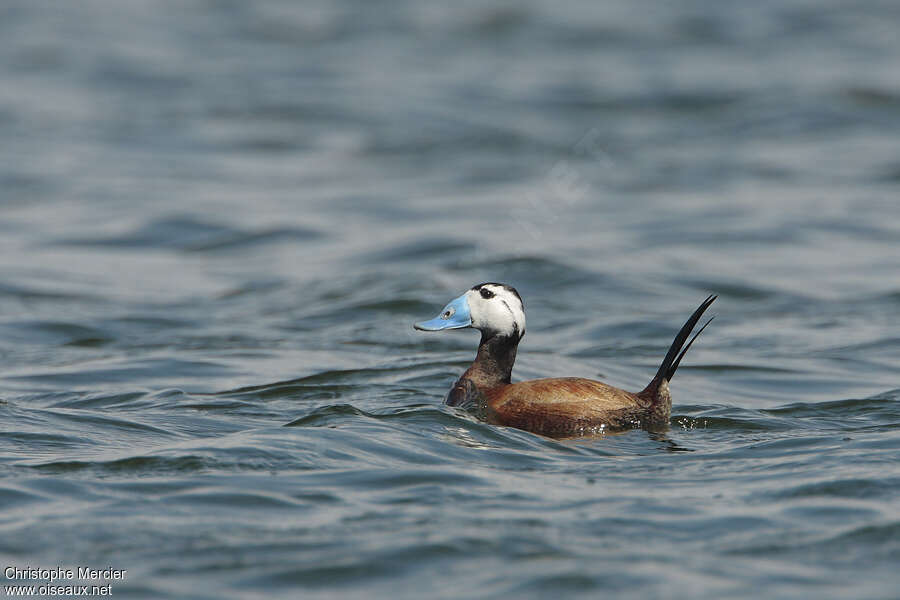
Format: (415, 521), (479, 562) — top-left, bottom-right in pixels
(3, 0), (900, 597)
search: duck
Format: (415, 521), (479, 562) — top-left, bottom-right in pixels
(414, 283), (715, 436)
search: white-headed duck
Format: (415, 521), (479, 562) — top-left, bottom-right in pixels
(415, 283), (715, 436)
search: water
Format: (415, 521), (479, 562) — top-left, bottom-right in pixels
(1, 1), (899, 598)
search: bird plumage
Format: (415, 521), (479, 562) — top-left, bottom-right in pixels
(416, 283), (715, 437)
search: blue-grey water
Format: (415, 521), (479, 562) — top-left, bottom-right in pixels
(2, 1), (899, 598)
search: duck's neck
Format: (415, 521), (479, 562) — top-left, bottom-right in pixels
(462, 332), (519, 388)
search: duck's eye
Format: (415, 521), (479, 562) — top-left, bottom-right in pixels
(441, 307), (455, 319)
(480, 288), (495, 299)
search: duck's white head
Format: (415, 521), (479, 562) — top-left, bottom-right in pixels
(414, 282), (526, 340)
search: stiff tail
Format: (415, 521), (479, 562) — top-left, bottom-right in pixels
(650, 294), (716, 385)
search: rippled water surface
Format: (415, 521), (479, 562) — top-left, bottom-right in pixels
(2, 1), (900, 598)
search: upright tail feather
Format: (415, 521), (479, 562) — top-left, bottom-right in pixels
(650, 294), (717, 385)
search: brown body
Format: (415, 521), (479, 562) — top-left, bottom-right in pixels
(449, 371), (671, 437)
(485, 377), (670, 436)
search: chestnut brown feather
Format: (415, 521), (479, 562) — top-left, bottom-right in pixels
(484, 378), (652, 436)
